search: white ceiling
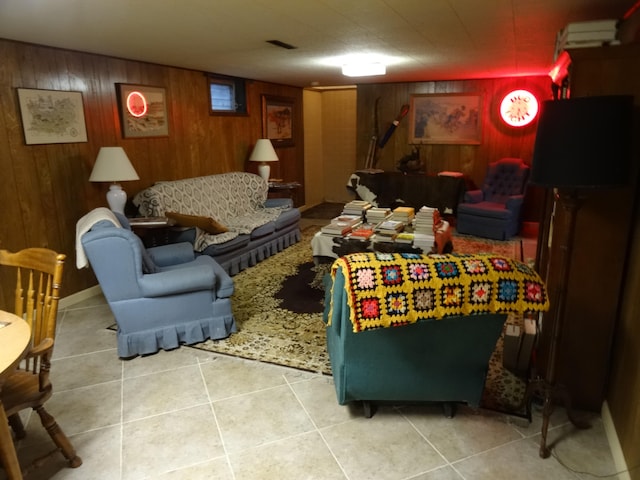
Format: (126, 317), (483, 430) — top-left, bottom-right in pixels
(0, 0), (634, 87)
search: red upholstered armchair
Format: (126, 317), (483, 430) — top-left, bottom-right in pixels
(456, 158), (530, 240)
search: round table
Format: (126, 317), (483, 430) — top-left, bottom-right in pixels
(0, 310), (31, 480)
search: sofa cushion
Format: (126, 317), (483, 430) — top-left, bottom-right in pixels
(457, 202), (512, 220)
(274, 208), (301, 230)
(250, 221), (276, 239)
(165, 211), (228, 234)
(201, 234), (250, 256)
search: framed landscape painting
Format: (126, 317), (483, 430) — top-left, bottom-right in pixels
(261, 95), (294, 147)
(17, 88), (88, 145)
(409, 93), (483, 144)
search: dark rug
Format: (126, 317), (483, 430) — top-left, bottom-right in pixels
(274, 261), (325, 314)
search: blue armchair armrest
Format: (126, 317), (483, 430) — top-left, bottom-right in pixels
(138, 263), (215, 297)
(505, 194), (525, 211)
(147, 242), (195, 266)
(463, 189), (484, 203)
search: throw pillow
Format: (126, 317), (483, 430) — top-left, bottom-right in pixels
(165, 211), (228, 234)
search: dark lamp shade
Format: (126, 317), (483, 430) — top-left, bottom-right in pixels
(530, 95), (633, 188)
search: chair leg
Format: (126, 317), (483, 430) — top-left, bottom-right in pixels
(34, 405), (82, 468)
(8, 413), (26, 439)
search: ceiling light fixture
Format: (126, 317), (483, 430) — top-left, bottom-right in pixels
(342, 62), (386, 77)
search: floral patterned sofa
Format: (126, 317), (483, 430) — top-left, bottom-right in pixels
(133, 172), (301, 275)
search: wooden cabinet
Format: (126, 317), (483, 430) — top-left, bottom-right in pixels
(535, 43), (640, 411)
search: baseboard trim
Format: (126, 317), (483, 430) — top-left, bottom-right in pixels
(602, 400), (631, 480)
(59, 285), (103, 309)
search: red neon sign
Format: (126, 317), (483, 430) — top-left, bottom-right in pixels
(126, 91), (148, 117)
(500, 89), (539, 127)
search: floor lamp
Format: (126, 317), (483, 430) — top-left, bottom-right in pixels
(528, 95), (633, 458)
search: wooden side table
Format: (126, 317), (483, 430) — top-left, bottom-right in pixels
(0, 311), (31, 479)
(268, 181), (302, 206)
(128, 217), (177, 247)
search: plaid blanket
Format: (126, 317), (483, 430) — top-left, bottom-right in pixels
(330, 252), (549, 332)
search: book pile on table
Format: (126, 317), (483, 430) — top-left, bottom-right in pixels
(347, 225), (375, 241)
(374, 219), (404, 243)
(320, 214), (361, 236)
(342, 200), (372, 217)
(390, 206), (415, 223)
(412, 206), (440, 252)
(365, 207), (391, 225)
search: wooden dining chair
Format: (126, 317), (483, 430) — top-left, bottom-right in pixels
(0, 248), (82, 475)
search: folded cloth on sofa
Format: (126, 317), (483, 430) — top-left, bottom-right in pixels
(329, 252), (549, 332)
(165, 211), (229, 234)
(75, 207), (121, 269)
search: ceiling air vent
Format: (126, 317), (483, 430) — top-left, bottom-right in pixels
(266, 40), (297, 50)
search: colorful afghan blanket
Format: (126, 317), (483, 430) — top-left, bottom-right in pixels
(330, 252), (549, 332)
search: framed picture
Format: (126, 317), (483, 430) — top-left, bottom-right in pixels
(116, 84), (169, 138)
(409, 93), (483, 145)
(261, 95), (294, 147)
(17, 88), (88, 145)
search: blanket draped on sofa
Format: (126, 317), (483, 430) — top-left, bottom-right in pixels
(329, 252), (549, 332)
(133, 172), (286, 251)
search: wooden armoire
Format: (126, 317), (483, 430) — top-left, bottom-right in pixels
(535, 43), (640, 412)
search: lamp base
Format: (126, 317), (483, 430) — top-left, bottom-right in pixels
(106, 183), (127, 215)
(257, 163), (270, 182)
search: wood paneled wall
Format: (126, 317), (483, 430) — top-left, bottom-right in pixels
(0, 39), (304, 306)
(356, 76), (551, 221)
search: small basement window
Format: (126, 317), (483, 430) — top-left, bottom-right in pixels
(208, 75), (248, 115)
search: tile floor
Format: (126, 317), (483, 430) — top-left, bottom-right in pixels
(2, 218), (621, 480)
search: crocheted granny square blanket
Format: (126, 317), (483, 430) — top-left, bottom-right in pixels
(330, 252), (549, 333)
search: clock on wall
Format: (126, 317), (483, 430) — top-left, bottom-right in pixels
(500, 89), (539, 127)
(126, 91), (148, 118)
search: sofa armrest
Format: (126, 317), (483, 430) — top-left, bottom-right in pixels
(147, 242), (195, 266)
(505, 194), (525, 211)
(265, 198), (293, 209)
(463, 189), (484, 203)
(138, 264), (215, 298)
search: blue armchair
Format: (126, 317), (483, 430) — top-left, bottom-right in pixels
(456, 157), (530, 240)
(78, 210), (236, 358)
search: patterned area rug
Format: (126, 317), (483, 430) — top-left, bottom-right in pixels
(190, 226), (529, 416)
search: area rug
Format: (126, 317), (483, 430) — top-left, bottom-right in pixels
(452, 232), (523, 261)
(191, 226), (529, 416)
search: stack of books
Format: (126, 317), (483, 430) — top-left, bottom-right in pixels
(390, 206), (415, 223)
(320, 214), (361, 236)
(348, 225), (375, 241)
(393, 232), (415, 244)
(412, 206), (439, 252)
(365, 207), (391, 224)
(374, 220), (404, 243)
(342, 200), (372, 217)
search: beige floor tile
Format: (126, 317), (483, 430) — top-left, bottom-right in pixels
(9, 425), (121, 480)
(200, 356), (288, 401)
(411, 466), (465, 480)
(51, 349), (123, 391)
(289, 376), (359, 428)
(229, 431), (346, 480)
(123, 364), (209, 422)
(157, 457), (234, 479)
(53, 305), (118, 359)
(405, 405), (523, 462)
(122, 345), (213, 379)
(44, 381), (122, 436)
(122, 404), (225, 480)
(214, 385), (314, 453)
(453, 436), (579, 480)
(321, 408), (446, 480)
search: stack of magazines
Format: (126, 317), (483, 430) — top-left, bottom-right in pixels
(320, 214), (361, 236)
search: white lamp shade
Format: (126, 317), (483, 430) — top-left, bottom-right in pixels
(249, 139), (278, 182)
(249, 139), (279, 163)
(89, 147), (140, 182)
(89, 147), (139, 214)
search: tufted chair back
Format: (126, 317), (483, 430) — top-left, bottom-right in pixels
(481, 158), (529, 203)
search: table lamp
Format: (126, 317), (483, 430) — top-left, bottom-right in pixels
(89, 147), (140, 214)
(528, 94), (633, 458)
(249, 139), (278, 182)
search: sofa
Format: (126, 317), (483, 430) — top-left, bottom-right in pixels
(323, 251), (549, 417)
(132, 172), (301, 275)
(77, 208), (236, 358)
